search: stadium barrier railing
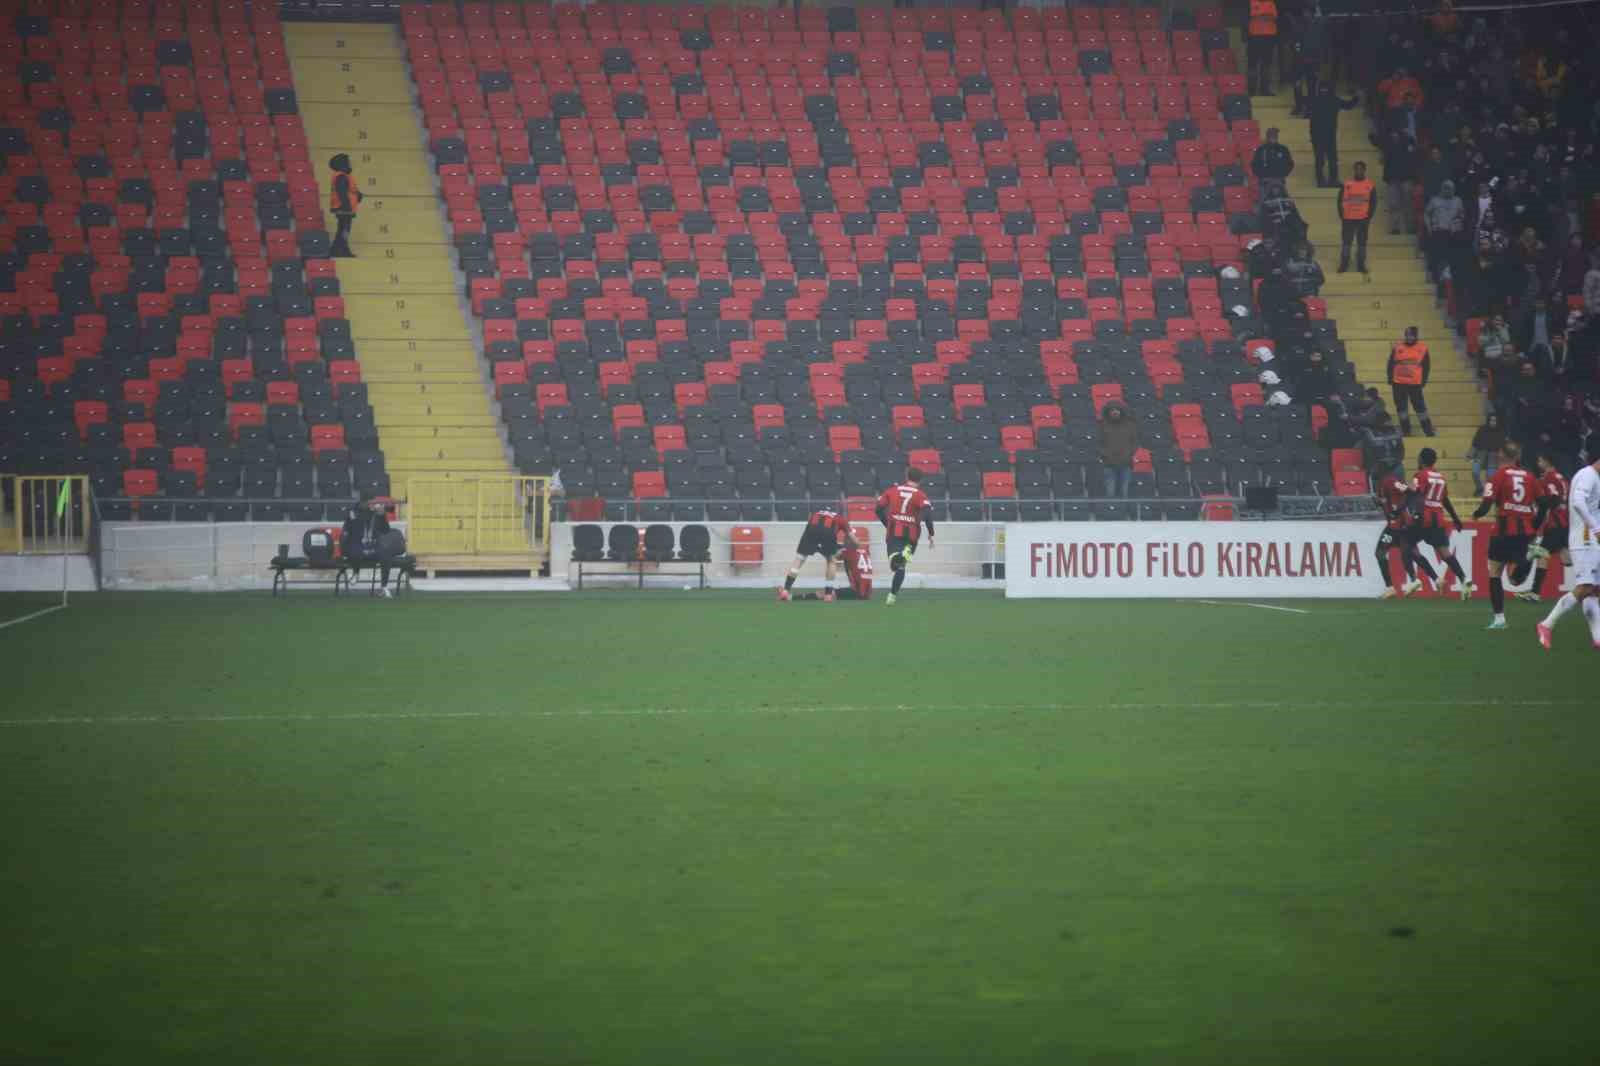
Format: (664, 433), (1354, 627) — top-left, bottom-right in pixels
(1, 474), (92, 556)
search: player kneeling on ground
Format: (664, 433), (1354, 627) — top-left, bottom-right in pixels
(1536, 454), (1600, 649)
(876, 467), (935, 605)
(778, 507), (858, 603)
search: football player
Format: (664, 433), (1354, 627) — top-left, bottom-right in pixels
(1472, 442), (1541, 630)
(778, 507), (858, 603)
(875, 468), (935, 605)
(1536, 455), (1600, 649)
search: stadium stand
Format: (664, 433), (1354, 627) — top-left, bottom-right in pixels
(1355, 5), (1600, 482)
(400, 1), (1367, 523)
(0, 0), (386, 520)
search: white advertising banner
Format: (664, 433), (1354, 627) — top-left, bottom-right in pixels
(1004, 521), (1392, 598)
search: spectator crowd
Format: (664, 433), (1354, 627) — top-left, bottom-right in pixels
(1250, 2), (1600, 482)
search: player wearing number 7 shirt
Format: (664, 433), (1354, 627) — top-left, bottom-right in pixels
(1472, 442), (1541, 630)
(1407, 448), (1473, 598)
(1536, 455), (1600, 649)
(875, 467), (935, 606)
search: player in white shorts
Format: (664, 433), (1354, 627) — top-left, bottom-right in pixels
(1537, 456), (1600, 649)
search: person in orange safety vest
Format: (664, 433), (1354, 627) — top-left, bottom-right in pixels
(1338, 160), (1377, 275)
(1247, 0), (1279, 97)
(1387, 326), (1435, 437)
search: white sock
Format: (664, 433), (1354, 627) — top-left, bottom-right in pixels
(1493, 612), (1506, 624)
(1582, 598), (1600, 641)
(1544, 593), (1577, 627)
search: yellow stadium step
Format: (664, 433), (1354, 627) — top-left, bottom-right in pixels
(1242, 68), (1482, 502)
(285, 23), (533, 563)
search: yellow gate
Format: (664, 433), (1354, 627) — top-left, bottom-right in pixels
(404, 476), (552, 559)
(2, 475), (91, 554)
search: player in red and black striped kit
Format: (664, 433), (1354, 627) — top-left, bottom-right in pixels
(1408, 448), (1473, 598)
(875, 467), (935, 605)
(1472, 442), (1541, 629)
(1522, 453), (1571, 602)
(1374, 468), (1437, 598)
(778, 507), (858, 603)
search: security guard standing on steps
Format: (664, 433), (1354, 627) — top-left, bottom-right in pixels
(1387, 326), (1435, 437)
(328, 152), (364, 258)
(1338, 161), (1376, 275)
(1247, 0), (1279, 96)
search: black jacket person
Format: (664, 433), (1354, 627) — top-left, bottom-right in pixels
(328, 153), (364, 257)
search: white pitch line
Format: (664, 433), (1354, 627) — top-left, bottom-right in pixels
(1195, 600), (1311, 615)
(0, 698), (1582, 728)
(0, 603), (66, 631)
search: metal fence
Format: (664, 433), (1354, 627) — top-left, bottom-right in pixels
(549, 495), (1383, 524)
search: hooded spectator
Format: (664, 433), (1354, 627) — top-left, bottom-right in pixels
(1099, 402), (1139, 499)
(1469, 413), (1506, 493)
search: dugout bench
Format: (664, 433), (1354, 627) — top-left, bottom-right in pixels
(571, 523), (709, 589)
(270, 529), (416, 597)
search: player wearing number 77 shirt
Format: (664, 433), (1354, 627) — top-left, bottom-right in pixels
(1536, 455), (1600, 650)
(875, 467), (935, 605)
(1408, 448), (1474, 598)
(1472, 442), (1541, 630)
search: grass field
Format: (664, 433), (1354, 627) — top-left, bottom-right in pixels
(1, 590), (1596, 1066)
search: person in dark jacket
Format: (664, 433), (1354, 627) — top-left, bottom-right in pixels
(1251, 127), (1296, 184)
(1381, 129), (1419, 235)
(341, 497), (396, 596)
(328, 152), (364, 258)
(1282, 241), (1325, 296)
(1468, 412), (1506, 493)
(1309, 84), (1361, 187)
(1099, 401), (1140, 498)
(1294, 348), (1336, 405)
(1360, 411), (1406, 482)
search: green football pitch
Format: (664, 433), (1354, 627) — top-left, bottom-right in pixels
(1, 590), (1595, 1066)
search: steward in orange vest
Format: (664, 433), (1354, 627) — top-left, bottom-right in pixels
(328, 152), (364, 258)
(1338, 162), (1376, 274)
(1387, 326), (1435, 436)
(1246, 0), (1279, 96)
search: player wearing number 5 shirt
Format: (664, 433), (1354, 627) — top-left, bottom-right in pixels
(1537, 456), (1600, 650)
(875, 467), (935, 606)
(1473, 442), (1540, 630)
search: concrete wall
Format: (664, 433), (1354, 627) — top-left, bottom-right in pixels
(98, 521), (407, 590)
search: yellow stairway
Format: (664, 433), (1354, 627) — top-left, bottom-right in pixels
(284, 24), (539, 567)
(1249, 89), (1480, 500)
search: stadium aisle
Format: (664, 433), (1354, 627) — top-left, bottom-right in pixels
(1243, 40), (1478, 500)
(285, 23), (525, 558)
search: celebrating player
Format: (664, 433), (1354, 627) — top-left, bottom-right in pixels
(1472, 442), (1541, 630)
(1374, 466), (1436, 598)
(1409, 448), (1473, 598)
(1536, 455), (1600, 649)
(778, 507), (858, 603)
(875, 467), (935, 606)
(1520, 453), (1571, 603)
